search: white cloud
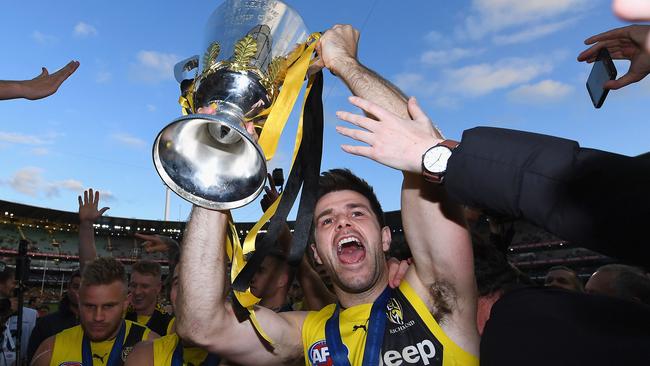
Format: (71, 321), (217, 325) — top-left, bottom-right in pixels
(131, 50), (179, 83)
(460, 0), (587, 40)
(0, 132), (46, 145)
(32, 31), (57, 44)
(446, 58), (553, 96)
(146, 104), (157, 112)
(3, 167), (114, 200)
(507, 79), (574, 103)
(493, 18), (578, 45)
(73, 22), (98, 37)
(96, 71), (111, 83)
(111, 133), (146, 148)
(420, 48), (483, 66)
(8, 167), (43, 196)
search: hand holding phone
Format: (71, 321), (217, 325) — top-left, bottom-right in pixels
(586, 48), (618, 108)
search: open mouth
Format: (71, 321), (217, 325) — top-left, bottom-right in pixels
(336, 236), (366, 264)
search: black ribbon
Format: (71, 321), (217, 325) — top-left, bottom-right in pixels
(325, 287), (391, 366)
(171, 339), (220, 366)
(82, 320), (126, 366)
(232, 71), (324, 291)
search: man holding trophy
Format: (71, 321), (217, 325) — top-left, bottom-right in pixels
(161, 1), (479, 365)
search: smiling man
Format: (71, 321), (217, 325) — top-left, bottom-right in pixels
(31, 257), (157, 366)
(125, 261), (174, 336)
(174, 24), (478, 366)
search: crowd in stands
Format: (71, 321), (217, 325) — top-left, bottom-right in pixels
(1, 0), (650, 365)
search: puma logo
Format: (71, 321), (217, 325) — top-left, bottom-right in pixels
(92, 353), (107, 363)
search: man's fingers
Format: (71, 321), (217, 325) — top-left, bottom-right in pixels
(83, 190), (89, 204)
(267, 173), (275, 189)
(98, 207), (110, 216)
(135, 233), (157, 241)
(606, 72), (643, 90)
(336, 125), (374, 146)
(584, 26), (628, 45)
(407, 97), (429, 121)
(78, 195), (83, 207)
(94, 190), (100, 205)
(348, 96), (394, 121)
(340, 144), (373, 159)
(336, 110), (375, 131)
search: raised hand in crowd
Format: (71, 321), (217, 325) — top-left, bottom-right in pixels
(0, 60), (79, 101)
(336, 95), (442, 174)
(578, 25), (650, 89)
(77, 188), (109, 271)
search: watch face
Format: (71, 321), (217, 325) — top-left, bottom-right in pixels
(423, 146), (452, 174)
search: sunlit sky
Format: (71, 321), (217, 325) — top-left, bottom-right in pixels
(1, 0), (648, 223)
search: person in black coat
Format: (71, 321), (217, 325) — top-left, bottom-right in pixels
(27, 271), (80, 364)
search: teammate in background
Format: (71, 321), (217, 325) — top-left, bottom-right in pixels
(30, 257), (157, 366)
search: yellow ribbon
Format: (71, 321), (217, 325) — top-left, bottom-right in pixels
(225, 33), (322, 348)
(258, 33), (320, 161)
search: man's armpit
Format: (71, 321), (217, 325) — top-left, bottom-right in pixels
(429, 280), (458, 323)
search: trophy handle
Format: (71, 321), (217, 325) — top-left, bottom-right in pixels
(174, 55), (199, 83)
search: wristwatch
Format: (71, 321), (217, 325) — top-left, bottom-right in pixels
(422, 140), (459, 183)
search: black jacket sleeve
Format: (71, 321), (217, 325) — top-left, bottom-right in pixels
(445, 127), (650, 267)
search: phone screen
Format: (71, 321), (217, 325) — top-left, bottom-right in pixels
(586, 49), (617, 108)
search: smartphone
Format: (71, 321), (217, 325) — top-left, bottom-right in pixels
(586, 48), (617, 109)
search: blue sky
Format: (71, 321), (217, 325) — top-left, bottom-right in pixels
(1, 0), (648, 223)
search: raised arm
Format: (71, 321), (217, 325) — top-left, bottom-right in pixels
(0, 61), (79, 101)
(77, 188), (109, 272)
(174, 206), (306, 365)
(336, 97), (478, 353)
(317, 24), (408, 119)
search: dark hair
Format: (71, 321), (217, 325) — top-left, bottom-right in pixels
(596, 264), (650, 305)
(132, 260), (162, 279)
(316, 169), (385, 227)
(82, 257), (127, 287)
(473, 233), (532, 296)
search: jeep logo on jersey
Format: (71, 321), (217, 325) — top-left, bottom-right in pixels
(387, 297), (404, 325)
(381, 339), (438, 366)
(308, 340), (334, 365)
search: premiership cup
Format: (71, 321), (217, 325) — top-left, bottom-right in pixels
(153, 0), (310, 210)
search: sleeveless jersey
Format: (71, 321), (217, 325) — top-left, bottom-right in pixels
(302, 281), (478, 366)
(49, 320), (150, 366)
(152, 333), (214, 366)
(125, 309), (174, 336)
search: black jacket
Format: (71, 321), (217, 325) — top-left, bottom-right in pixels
(446, 127), (650, 267)
(481, 287), (650, 365)
(26, 295), (78, 363)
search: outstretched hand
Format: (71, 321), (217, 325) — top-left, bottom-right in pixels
(135, 233), (174, 253)
(336, 96), (442, 174)
(21, 60), (80, 100)
(78, 188), (109, 223)
(577, 25), (650, 90)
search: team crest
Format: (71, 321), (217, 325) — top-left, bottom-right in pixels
(386, 297), (404, 325)
(121, 346), (134, 361)
(307, 340), (333, 366)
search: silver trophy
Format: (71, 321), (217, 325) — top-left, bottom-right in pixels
(153, 0), (310, 210)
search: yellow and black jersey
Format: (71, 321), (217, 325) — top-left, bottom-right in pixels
(152, 333), (220, 366)
(302, 280), (478, 366)
(50, 320), (150, 366)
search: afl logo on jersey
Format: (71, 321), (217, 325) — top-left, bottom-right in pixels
(308, 340), (334, 365)
(387, 297), (404, 325)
